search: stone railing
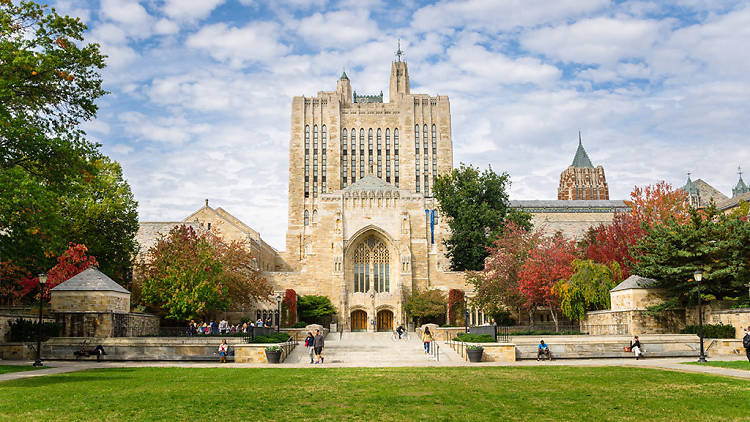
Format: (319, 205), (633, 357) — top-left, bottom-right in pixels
(447, 339), (516, 362)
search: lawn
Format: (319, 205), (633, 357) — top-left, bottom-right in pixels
(0, 365), (45, 375)
(0, 366), (748, 421)
(687, 360), (750, 371)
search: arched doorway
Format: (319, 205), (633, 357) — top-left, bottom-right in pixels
(376, 309), (393, 332)
(351, 310), (367, 332)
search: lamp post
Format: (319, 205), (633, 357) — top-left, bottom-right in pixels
(33, 273), (47, 367)
(464, 296), (469, 333)
(276, 292), (282, 333)
(694, 269), (707, 363)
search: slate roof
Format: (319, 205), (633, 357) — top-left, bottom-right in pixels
(611, 275), (658, 292)
(50, 267), (129, 294)
(571, 134), (594, 168)
(344, 174), (398, 192)
(718, 191), (750, 211)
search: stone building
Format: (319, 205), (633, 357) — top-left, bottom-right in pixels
(679, 174), (728, 208)
(269, 53), (465, 331)
(510, 199), (629, 239)
(557, 133), (609, 200)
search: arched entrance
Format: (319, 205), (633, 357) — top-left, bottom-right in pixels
(351, 310), (367, 332)
(376, 309), (393, 332)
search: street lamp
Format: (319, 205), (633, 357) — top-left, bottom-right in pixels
(275, 292), (282, 333)
(464, 296), (469, 333)
(694, 269), (707, 363)
(33, 273), (47, 367)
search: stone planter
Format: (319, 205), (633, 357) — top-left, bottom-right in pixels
(265, 349), (282, 363)
(467, 348), (484, 362)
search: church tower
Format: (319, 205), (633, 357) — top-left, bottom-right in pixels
(389, 41), (410, 102)
(733, 166), (749, 197)
(558, 133), (609, 200)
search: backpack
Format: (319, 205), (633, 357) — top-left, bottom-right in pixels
(743, 333), (750, 349)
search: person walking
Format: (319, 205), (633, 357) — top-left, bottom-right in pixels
(422, 327), (433, 354)
(630, 335), (643, 360)
(304, 332), (315, 364)
(218, 339), (228, 363)
(743, 326), (750, 363)
(313, 329), (325, 364)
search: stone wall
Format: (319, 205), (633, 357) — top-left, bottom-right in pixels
(582, 309), (686, 335)
(512, 334), (700, 359)
(707, 308), (750, 338)
(50, 291), (130, 313)
(448, 341), (516, 362)
(611, 288), (668, 311)
(55, 312), (158, 337)
(1, 313), (54, 342)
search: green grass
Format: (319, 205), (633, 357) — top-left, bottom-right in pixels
(0, 367), (748, 421)
(0, 365), (45, 375)
(686, 360), (750, 371)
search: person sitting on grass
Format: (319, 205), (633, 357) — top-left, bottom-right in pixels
(537, 340), (551, 361)
(74, 344), (107, 362)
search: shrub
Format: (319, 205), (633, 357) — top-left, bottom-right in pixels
(454, 333), (495, 342)
(466, 344), (484, 350)
(265, 345), (283, 352)
(297, 295), (336, 326)
(7, 318), (60, 342)
(506, 330), (584, 336)
(293, 321), (307, 328)
(680, 323), (735, 339)
(249, 333), (290, 344)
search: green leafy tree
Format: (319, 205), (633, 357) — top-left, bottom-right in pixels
(297, 295), (337, 325)
(403, 288), (446, 326)
(633, 206), (750, 306)
(433, 163), (531, 271)
(554, 260), (621, 322)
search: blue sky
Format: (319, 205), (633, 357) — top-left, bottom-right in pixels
(55, 0), (750, 249)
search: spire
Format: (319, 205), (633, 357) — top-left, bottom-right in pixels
(571, 132), (594, 168)
(340, 69), (348, 80)
(733, 165), (749, 197)
(396, 39), (404, 62)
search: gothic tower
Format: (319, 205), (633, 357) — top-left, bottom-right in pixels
(558, 133), (609, 200)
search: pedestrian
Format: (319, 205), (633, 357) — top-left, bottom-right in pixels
(218, 339), (228, 363)
(313, 329), (325, 364)
(422, 327), (432, 354)
(304, 331), (315, 364)
(743, 326), (750, 363)
(630, 335), (643, 360)
(257, 318), (264, 328)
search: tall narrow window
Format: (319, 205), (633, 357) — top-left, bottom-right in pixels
(304, 125), (310, 198)
(341, 129), (348, 187)
(368, 128), (373, 173)
(394, 128), (399, 187)
(423, 124), (429, 196)
(431, 124), (437, 180)
(304, 210), (309, 226)
(321, 125), (327, 193)
(312, 209), (318, 223)
(377, 128), (382, 178)
(385, 128), (391, 182)
(359, 129), (365, 178)
(351, 127), (356, 184)
(313, 125), (319, 197)
(415, 124), (420, 193)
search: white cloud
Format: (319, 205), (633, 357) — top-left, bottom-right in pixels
(154, 18), (179, 35)
(185, 22), (289, 66)
(99, 0), (153, 36)
(161, 0), (225, 22)
(294, 10), (379, 48)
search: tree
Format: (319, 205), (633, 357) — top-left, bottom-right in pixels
(433, 163), (531, 271)
(0, 262), (29, 305)
(518, 234), (578, 331)
(468, 223), (542, 324)
(633, 206), (750, 306)
(281, 289), (297, 327)
(21, 243), (97, 301)
(554, 260), (621, 322)
(297, 295), (336, 326)
(579, 212), (644, 280)
(626, 181), (689, 226)
(207, 232), (272, 309)
(447, 289), (465, 326)
(403, 289), (446, 326)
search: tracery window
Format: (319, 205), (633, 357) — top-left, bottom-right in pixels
(352, 236), (390, 293)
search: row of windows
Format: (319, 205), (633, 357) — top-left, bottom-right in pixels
(577, 185), (601, 200)
(341, 128), (400, 188)
(303, 209), (318, 226)
(304, 125), (327, 198)
(415, 124), (438, 196)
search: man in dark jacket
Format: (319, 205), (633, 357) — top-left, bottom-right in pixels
(313, 329), (325, 364)
(743, 326), (750, 363)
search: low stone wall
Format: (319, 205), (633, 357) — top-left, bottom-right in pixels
(0, 336), (294, 363)
(234, 342), (295, 363)
(582, 309), (686, 335)
(55, 312), (159, 338)
(707, 308), (750, 338)
(281, 325), (329, 341)
(448, 341), (516, 362)
(706, 339), (746, 357)
(513, 334), (699, 359)
(417, 326), (466, 342)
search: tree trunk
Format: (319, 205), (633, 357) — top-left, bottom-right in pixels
(549, 307), (559, 333)
(527, 309), (535, 330)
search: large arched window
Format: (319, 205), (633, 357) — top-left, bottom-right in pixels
(353, 236), (390, 293)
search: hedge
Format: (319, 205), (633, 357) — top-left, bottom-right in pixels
(454, 333), (495, 342)
(680, 323), (735, 339)
(7, 318), (60, 342)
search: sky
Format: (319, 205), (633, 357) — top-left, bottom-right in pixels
(54, 0), (750, 249)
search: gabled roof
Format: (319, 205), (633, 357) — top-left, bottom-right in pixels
(50, 267), (129, 294)
(344, 174), (398, 192)
(611, 275), (657, 292)
(571, 133), (594, 168)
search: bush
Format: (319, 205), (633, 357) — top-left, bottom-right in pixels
(491, 310), (516, 327)
(680, 324), (735, 339)
(7, 318), (60, 342)
(506, 330), (584, 336)
(297, 295), (336, 326)
(265, 345), (283, 352)
(454, 333), (495, 342)
(466, 344), (484, 350)
(249, 333), (290, 344)
(293, 321), (307, 328)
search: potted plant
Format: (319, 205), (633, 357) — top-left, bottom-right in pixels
(265, 345), (283, 363)
(466, 344), (484, 362)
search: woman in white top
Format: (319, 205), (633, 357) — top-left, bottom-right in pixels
(218, 339), (228, 363)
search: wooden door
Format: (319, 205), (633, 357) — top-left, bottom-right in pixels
(377, 310), (393, 332)
(351, 310), (367, 332)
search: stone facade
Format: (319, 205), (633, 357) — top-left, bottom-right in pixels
(50, 291), (130, 313)
(557, 134), (609, 200)
(510, 200), (629, 239)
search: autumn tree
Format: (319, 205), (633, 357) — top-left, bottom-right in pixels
(21, 243), (98, 301)
(554, 260), (621, 322)
(403, 289), (447, 326)
(579, 212), (644, 280)
(207, 232), (272, 310)
(518, 234), (578, 331)
(626, 181), (689, 226)
(433, 163), (531, 271)
(468, 223), (542, 324)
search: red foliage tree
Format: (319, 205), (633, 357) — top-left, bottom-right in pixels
(518, 234), (578, 331)
(0, 262), (30, 306)
(21, 243), (98, 300)
(581, 213), (644, 280)
(282, 288), (297, 327)
(447, 289), (465, 326)
(626, 181), (689, 226)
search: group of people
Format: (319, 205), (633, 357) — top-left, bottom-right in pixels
(304, 330), (326, 364)
(536, 335), (649, 361)
(187, 317), (274, 335)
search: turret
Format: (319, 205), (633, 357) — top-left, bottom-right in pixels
(337, 71), (352, 105)
(389, 40), (410, 102)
